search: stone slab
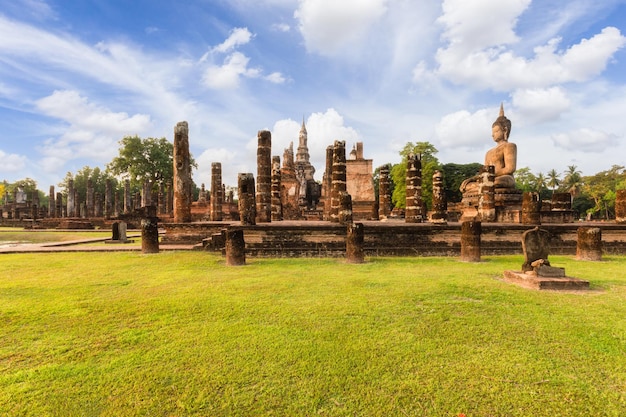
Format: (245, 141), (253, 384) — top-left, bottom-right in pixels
(503, 270), (590, 291)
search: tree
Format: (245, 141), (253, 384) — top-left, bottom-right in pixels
(513, 167), (536, 192)
(59, 166), (117, 202)
(562, 165), (583, 197)
(107, 136), (179, 191)
(547, 169), (561, 193)
(581, 165), (626, 219)
(532, 172), (547, 195)
(390, 142), (440, 209)
(440, 162), (483, 203)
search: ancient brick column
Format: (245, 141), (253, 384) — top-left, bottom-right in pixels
(616, 189), (626, 224)
(211, 162), (223, 221)
(431, 170), (447, 223)
(173, 121), (192, 223)
(48, 186), (56, 218)
(576, 227), (602, 261)
(323, 145), (334, 220)
(124, 179), (131, 214)
(522, 192), (541, 225)
(104, 179), (113, 219)
(256, 130), (272, 223)
(141, 206), (159, 254)
(166, 180), (173, 217)
(225, 227), (246, 266)
(378, 164), (391, 219)
(67, 178), (75, 217)
(158, 184), (166, 215)
(405, 153), (423, 223)
(478, 166), (495, 222)
(86, 179), (94, 218)
(346, 222), (365, 263)
(330, 140), (347, 223)
(338, 191), (353, 225)
(238, 173), (256, 226)
(271, 156), (282, 221)
(94, 193), (103, 217)
(56, 192), (63, 217)
(460, 220), (481, 262)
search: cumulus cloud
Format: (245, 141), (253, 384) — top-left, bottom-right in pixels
(35, 90), (152, 172)
(294, 0), (388, 56)
(512, 87), (570, 124)
(435, 106), (500, 149)
(271, 23), (290, 32)
(202, 52), (262, 89)
(551, 128), (619, 152)
(0, 149), (27, 173)
(433, 1), (626, 92)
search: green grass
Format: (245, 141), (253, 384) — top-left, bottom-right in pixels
(0, 228), (113, 244)
(1, 252), (625, 416)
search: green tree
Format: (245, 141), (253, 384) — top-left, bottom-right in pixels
(562, 165), (583, 197)
(532, 172), (547, 194)
(440, 162), (483, 203)
(390, 142), (440, 209)
(59, 166), (117, 203)
(547, 169), (561, 193)
(107, 136), (180, 191)
(513, 167), (536, 192)
(581, 165), (626, 219)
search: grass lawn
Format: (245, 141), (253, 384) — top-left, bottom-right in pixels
(1, 252), (625, 416)
(0, 228), (113, 245)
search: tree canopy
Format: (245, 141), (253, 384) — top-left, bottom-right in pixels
(106, 136), (176, 189)
(58, 166), (117, 202)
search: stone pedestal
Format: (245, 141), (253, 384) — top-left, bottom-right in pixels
(225, 228), (246, 266)
(346, 222), (365, 263)
(460, 220), (481, 262)
(576, 227), (602, 261)
(503, 270), (590, 290)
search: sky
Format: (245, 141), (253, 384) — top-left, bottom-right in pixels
(1, 0), (626, 191)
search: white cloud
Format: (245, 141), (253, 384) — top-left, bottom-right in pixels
(435, 106), (500, 149)
(551, 128), (619, 152)
(0, 150), (27, 173)
(271, 23), (290, 32)
(202, 52), (262, 90)
(265, 72), (287, 84)
(512, 87), (571, 124)
(295, 0), (388, 56)
(34, 90), (152, 172)
(212, 27), (254, 53)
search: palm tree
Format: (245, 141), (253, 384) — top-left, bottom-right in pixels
(534, 172), (547, 194)
(547, 169), (560, 194)
(562, 165), (583, 197)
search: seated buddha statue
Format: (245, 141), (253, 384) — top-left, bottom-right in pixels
(460, 104), (517, 194)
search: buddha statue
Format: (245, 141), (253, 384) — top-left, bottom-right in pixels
(460, 104), (517, 194)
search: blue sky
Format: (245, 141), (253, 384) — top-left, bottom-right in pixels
(1, 0), (626, 190)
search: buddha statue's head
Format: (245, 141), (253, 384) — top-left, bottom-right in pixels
(492, 103), (511, 141)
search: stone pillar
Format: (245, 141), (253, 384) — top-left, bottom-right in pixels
(112, 221), (120, 241)
(142, 180), (152, 207)
(124, 179), (131, 214)
(460, 220), (481, 262)
(338, 191), (353, 225)
(141, 206), (159, 254)
(478, 166), (495, 222)
(576, 227), (602, 261)
(56, 192), (63, 218)
(211, 162), (223, 221)
(48, 186), (55, 218)
(167, 180), (174, 217)
(67, 178), (75, 217)
(173, 121), (192, 223)
(378, 164), (391, 219)
(405, 153), (422, 223)
(346, 222), (365, 264)
(323, 145), (334, 220)
(225, 228), (246, 266)
(431, 170), (447, 223)
(134, 192), (141, 210)
(94, 193), (103, 217)
(330, 140), (347, 223)
(158, 184), (166, 216)
(271, 156), (282, 221)
(104, 179), (113, 219)
(522, 192), (541, 225)
(256, 130), (272, 223)
(86, 179), (94, 218)
(118, 221), (128, 242)
(616, 189), (626, 224)
(238, 173), (256, 226)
